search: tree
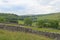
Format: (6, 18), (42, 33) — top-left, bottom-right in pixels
(24, 17), (32, 26)
(0, 17), (6, 23)
(37, 19), (59, 29)
(36, 20), (44, 28)
(49, 20), (59, 29)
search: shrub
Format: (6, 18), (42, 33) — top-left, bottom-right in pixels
(24, 17), (32, 26)
(36, 20), (44, 28)
(37, 19), (59, 29)
(0, 17), (7, 23)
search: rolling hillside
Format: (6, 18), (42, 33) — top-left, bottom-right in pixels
(19, 12), (60, 22)
(38, 13), (60, 20)
(0, 12), (60, 21)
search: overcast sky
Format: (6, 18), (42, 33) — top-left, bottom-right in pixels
(0, 0), (60, 15)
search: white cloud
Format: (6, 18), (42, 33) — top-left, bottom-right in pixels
(0, 0), (60, 15)
(49, 0), (60, 4)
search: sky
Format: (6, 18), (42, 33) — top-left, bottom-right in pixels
(0, 0), (60, 15)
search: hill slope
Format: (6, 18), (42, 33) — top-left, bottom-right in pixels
(37, 13), (60, 20)
(0, 12), (60, 23)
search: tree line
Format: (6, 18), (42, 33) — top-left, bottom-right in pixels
(24, 18), (60, 29)
(0, 13), (19, 23)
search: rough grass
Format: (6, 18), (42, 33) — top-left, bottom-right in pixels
(18, 20), (24, 25)
(0, 29), (53, 40)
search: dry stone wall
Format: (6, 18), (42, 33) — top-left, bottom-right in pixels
(0, 24), (60, 40)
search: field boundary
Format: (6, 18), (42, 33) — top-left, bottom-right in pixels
(0, 24), (60, 40)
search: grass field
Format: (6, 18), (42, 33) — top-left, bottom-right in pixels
(0, 29), (53, 40)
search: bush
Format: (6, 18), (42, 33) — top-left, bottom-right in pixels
(48, 20), (59, 29)
(36, 20), (44, 28)
(24, 17), (32, 26)
(0, 17), (7, 23)
(37, 19), (59, 29)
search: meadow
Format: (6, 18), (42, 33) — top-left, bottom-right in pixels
(0, 29), (53, 40)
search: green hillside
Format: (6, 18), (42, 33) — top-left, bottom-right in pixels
(0, 13), (20, 23)
(0, 12), (60, 22)
(38, 13), (60, 20)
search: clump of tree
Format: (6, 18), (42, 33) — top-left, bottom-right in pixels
(36, 20), (44, 28)
(37, 19), (59, 29)
(0, 13), (19, 23)
(48, 20), (59, 29)
(0, 17), (7, 23)
(24, 17), (32, 26)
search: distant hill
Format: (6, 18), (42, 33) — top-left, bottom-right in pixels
(19, 12), (60, 22)
(0, 13), (20, 23)
(37, 13), (60, 20)
(0, 12), (60, 23)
